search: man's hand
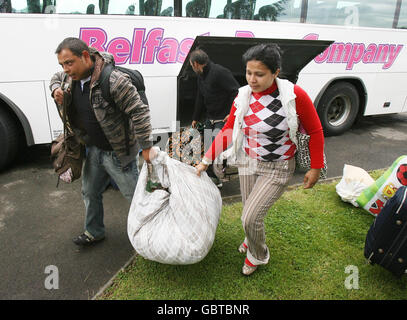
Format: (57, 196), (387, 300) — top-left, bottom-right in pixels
(52, 87), (64, 106)
(191, 120), (197, 128)
(142, 147), (157, 163)
(223, 114), (229, 122)
(303, 168), (321, 189)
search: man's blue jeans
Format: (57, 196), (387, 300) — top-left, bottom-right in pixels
(81, 145), (139, 239)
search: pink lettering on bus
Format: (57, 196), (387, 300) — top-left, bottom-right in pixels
(130, 28), (145, 64)
(106, 37), (131, 64)
(303, 33), (403, 70)
(235, 31), (255, 38)
(79, 27), (107, 52)
(79, 28), (402, 70)
(80, 27), (193, 65)
(143, 28), (164, 64)
(157, 38), (179, 64)
(177, 38), (194, 63)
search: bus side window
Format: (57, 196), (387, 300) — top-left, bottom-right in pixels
(358, 3), (396, 29)
(307, 0), (339, 25)
(42, 0), (101, 14)
(141, 0), (174, 16)
(185, 0), (211, 18)
(160, 6), (174, 16)
(143, 0), (162, 15)
(3, 0), (56, 13)
(256, 5), (277, 21)
(27, 0), (41, 13)
(223, 0), (255, 20)
(86, 4), (95, 14)
(343, 5), (359, 26)
(253, 0), (301, 22)
(397, 1), (407, 29)
(0, 0), (11, 13)
(126, 5), (135, 15)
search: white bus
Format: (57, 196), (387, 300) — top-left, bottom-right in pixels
(0, 0), (406, 171)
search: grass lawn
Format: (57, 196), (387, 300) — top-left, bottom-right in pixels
(98, 170), (407, 300)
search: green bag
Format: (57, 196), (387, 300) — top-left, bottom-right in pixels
(356, 155), (407, 216)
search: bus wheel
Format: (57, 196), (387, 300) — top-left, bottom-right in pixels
(0, 108), (20, 171)
(317, 82), (359, 136)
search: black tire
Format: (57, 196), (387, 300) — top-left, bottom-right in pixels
(0, 108), (20, 171)
(317, 82), (360, 136)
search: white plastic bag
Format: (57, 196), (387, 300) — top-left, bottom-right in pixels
(335, 164), (375, 207)
(127, 147), (222, 265)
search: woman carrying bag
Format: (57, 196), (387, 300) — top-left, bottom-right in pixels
(196, 43), (325, 276)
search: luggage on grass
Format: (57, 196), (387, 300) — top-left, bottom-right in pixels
(357, 155), (407, 217)
(364, 186), (407, 277)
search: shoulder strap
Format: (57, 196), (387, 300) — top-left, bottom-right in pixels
(99, 64), (130, 156)
(99, 63), (115, 106)
(61, 74), (69, 143)
(115, 66), (148, 105)
(99, 64), (148, 105)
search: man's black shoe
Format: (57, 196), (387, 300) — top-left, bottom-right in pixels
(72, 233), (105, 246)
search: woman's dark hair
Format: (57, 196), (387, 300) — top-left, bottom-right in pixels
(55, 37), (90, 57)
(242, 43), (282, 73)
(189, 48), (209, 65)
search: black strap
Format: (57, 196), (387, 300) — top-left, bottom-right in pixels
(56, 74), (68, 188)
(99, 64), (115, 105)
(100, 65), (130, 156)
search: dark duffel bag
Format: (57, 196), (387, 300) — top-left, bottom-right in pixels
(364, 186), (407, 277)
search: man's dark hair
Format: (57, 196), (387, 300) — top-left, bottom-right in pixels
(189, 48), (209, 65)
(242, 43), (282, 73)
(55, 37), (90, 57)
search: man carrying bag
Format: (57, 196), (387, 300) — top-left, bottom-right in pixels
(50, 37), (155, 246)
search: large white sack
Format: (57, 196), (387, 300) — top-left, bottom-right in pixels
(127, 148), (222, 265)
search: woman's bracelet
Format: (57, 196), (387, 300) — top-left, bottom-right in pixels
(201, 158), (211, 166)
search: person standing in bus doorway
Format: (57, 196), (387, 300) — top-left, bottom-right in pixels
(196, 43), (325, 276)
(190, 48), (239, 188)
(50, 37), (155, 246)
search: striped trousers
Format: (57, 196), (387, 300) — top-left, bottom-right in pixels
(238, 157), (296, 265)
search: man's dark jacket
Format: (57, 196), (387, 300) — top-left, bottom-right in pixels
(192, 61), (239, 122)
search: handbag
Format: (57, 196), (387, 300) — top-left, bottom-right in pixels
(50, 80), (84, 186)
(295, 124), (327, 179)
(51, 132), (84, 185)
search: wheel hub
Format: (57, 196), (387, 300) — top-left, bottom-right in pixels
(327, 95), (351, 127)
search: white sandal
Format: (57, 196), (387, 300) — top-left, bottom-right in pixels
(242, 258), (258, 276)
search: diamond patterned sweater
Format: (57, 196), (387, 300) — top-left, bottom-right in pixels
(204, 82), (325, 168)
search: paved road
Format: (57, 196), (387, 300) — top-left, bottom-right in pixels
(1, 113), (407, 300)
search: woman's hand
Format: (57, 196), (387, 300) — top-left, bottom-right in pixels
(196, 162), (209, 177)
(303, 168), (321, 189)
